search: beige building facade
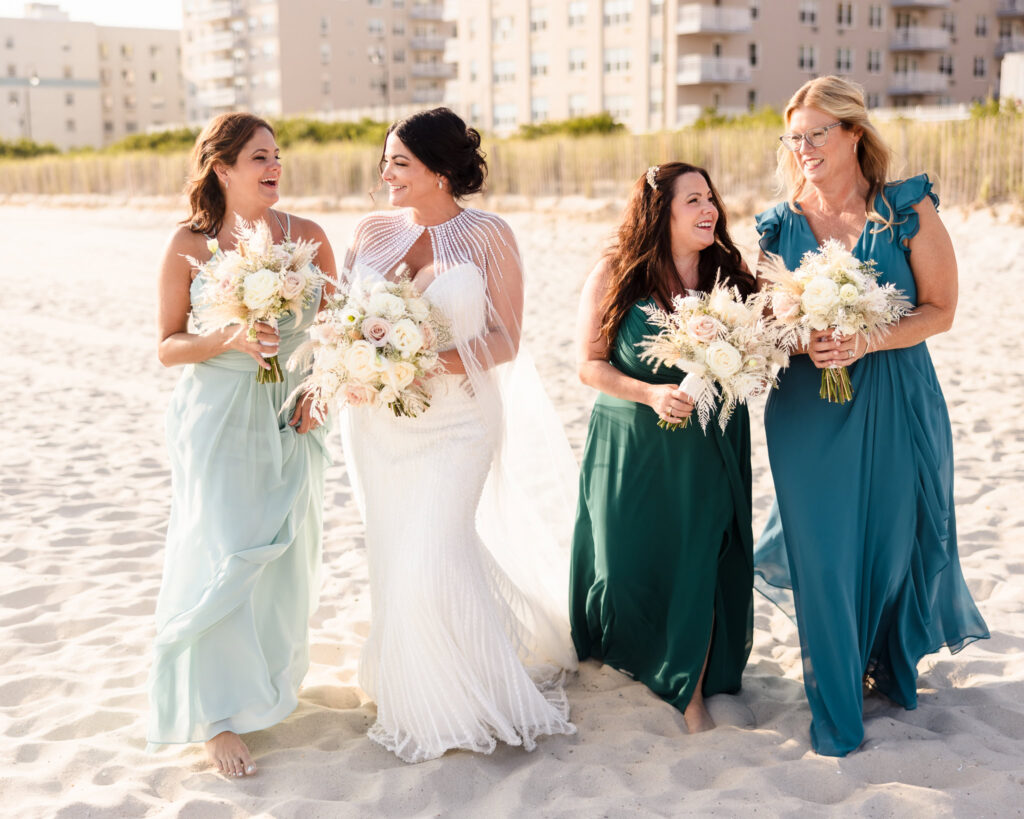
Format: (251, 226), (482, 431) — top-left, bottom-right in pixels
(445, 0), (1024, 134)
(181, 0), (455, 123)
(0, 4), (184, 149)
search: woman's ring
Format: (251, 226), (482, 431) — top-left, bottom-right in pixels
(848, 349), (854, 359)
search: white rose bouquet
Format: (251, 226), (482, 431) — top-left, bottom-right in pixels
(187, 216), (323, 384)
(290, 269), (451, 421)
(638, 282), (789, 432)
(759, 239), (913, 403)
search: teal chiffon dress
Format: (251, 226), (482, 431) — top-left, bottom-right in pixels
(147, 272), (329, 748)
(755, 175), (990, 756)
(570, 300), (754, 713)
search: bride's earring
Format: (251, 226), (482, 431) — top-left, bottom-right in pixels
(437, 177), (444, 190)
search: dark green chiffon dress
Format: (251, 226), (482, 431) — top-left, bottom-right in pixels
(569, 300), (754, 711)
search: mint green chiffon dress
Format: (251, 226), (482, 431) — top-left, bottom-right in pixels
(570, 300), (754, 712)
(147, 267), (329, 748)
(755, 175), (990, 756)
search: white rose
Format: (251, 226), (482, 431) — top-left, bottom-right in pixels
(839, 283), (859, 305)
(678, 296), (702, 312)
(406, 297), (431, 323)
(368, 291), (406, 321)
(389, 318), (425, 357)
(800, 276), (840, 317)
(344, 340), (379, 382)
(378, 384), (397, 404)
(242, 268), (281, 310)
(706, 341), (744, 379)
(390, 360), (417, 389)
(281, 267), (308, 300)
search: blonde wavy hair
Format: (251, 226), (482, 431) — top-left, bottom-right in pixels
(777, 75), (898, 235)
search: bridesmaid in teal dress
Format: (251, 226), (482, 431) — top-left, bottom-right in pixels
(571, 163), (757, 733)
(148, 113), (336, 776)
(755, 76), (989, 756)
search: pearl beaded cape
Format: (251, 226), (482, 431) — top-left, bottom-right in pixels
(338, 206), (580, 674)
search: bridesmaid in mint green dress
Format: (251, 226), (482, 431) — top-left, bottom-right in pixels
(756, 77), (988, 756)
(148, 114), (336, 777)
(571, 163), (756, 733)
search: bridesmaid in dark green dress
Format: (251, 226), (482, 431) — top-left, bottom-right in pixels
(570, 163), (757, 732)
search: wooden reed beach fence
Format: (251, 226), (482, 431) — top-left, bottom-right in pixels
(1, 118), (1021, 206)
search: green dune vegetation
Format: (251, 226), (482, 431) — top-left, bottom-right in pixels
(1, 103), (1021, 206)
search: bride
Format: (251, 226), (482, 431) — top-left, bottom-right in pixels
(339, 107), (578, 763)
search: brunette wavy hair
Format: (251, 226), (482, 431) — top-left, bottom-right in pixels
(181, 112), (274, 235)
(598, 162), (755, 347)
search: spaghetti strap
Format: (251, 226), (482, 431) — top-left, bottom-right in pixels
(273, 210), (291, 241)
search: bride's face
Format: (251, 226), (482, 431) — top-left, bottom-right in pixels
(380, 133), (442, 208)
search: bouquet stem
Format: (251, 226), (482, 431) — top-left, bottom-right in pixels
(657, 417), (690, 431)
(820, 366), (853, 404)
(257, 355), (284, 384)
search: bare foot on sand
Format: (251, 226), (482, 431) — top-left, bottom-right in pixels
(683, 697), (717, 734)
(205, 731), (255, 778)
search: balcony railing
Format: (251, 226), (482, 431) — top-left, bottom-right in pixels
(195, 30), (237, 52)
(412, 88), (445, 104)
(889, 0), (950, 8)
(996, 35), (1024, 55)
(676, 4), (752, 35)
(194, 59), (236, 81)
(998, 0), (1024, 16)
(890, 27), (951, 51)
(193, 1), (242, 22)
(409, 36), (447, 51)
(409, 4), (444, 20)
(410, 62), (456, 79)
(676, 55), (750, 85)
(889, 71), (949, 95)
(197, 86), (238, 108)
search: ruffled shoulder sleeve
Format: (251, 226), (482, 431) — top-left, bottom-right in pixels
(879, 174), (940, 249)
(754, 202), (788, 254)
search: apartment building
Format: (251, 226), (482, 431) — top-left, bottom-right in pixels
(0, 4), (184, 149)
(445, 0), (1024, 135)
(181, 0), (455, 123)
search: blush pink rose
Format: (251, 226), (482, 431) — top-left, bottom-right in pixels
(360, 316), (392, 348)
(344, 383), (374, 405)
(686, 314), (723, 344)
(281, 268), (307, 300)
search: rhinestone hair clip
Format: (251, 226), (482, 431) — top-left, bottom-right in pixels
(646, 165), (659, 191)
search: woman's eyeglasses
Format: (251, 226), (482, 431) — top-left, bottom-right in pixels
(778, 122), (843, 152)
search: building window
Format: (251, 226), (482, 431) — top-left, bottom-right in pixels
(322, 79), (330, 95)
(99, 42), (109, 58)
(120, 44), (133, 58)
(149, 45), (160, 58)
(368, 18), (384, 36)
(868, 5), (883, 30)
(603, 94), (631, 120)
(568, 48), (586, 72)
(65, 92), (74, 106)
(835, 47), (852, 73)
(6, 64), (14, 78)
(469, 59), (478, 81)
(104, 120), (114, 133)
(66, 119), (75, 132)
(320, 16), (329, 36)
(321, 44), (331, 65)
(393, 0), (405, 7)
(866, 93), (880, 108)
(867, 49), (882, 74)
(749, 42), (758, 68)
(939, 54), (953, 76)
(975, 16), (988, 37)
(493, 60), (515, 83)
(4, 36), (13, 49)
(650, 86), (663, 115)
(493, 103), (517, 129)
(750, 1), (760, 21)
(393, 48), (405, 63)
(836, 3), (852, 27)
(531, 96), (549, 123)
(974, 56), (986, 77)
(798, 1), (817, 26)
(102, 93), (113, 110)
(150, 70), (161, 83)
(152, 96), (165, 108)
(603, 0), (633, 26)
(125, 121), (138, 133)
(124, 94), (136, 109)
(568, 93), (587, 117)
(941, 13), (956, 35)
(568, 1), (586, 26)
(63, 65), (73, 79)
(393, 21), (405, 36)
(393, 76), (405, 90)
(530, 6), (548, 32)
(368, 0), (382, 6)
(493, 15), (513, 42)
(531, 52), (549, 76)
(651, 41), (662, 65)
(603, 47), (631, 73)
(798, 45), (817, 71)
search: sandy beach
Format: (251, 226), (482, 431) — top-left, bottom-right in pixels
(1, 199), (1022, 817)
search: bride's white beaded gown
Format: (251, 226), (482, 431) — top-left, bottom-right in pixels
(341, 208), (578, 763)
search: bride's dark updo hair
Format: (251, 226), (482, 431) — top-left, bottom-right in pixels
(382, 107), (487, 198)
